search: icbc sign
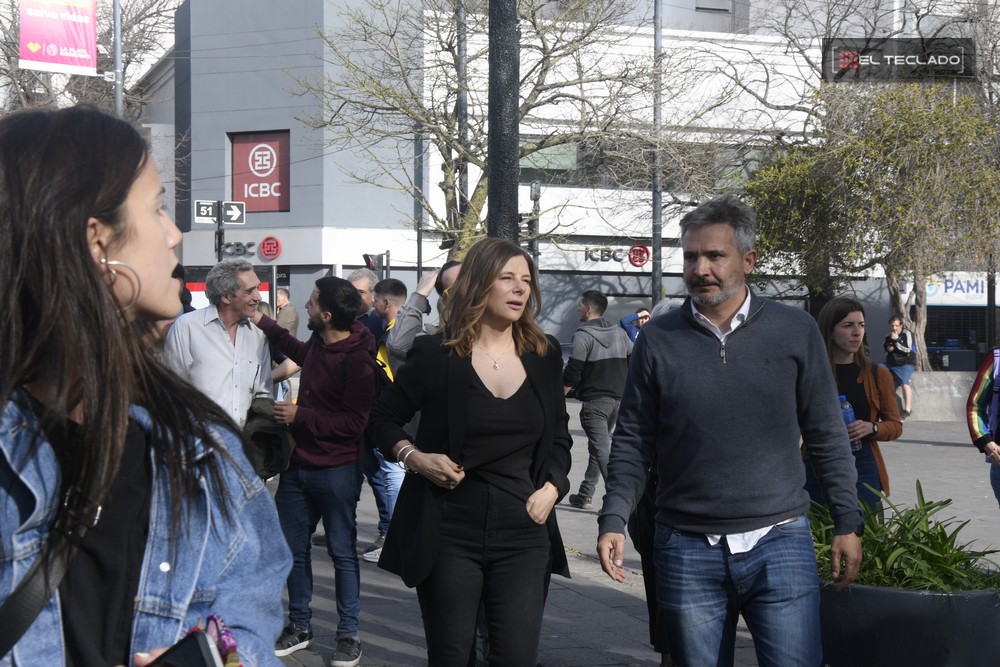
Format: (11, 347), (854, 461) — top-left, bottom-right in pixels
(584, 244), (651, 267)
(628, 243), (650, 267)
(584, 247), (627, 262)
(232, 131), (290, 213)
(259, 236), (282, 261)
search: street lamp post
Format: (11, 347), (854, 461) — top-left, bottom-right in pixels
(113, 0), (123, 117)
(651, 0), (663, 305)
(487, 0), (519, 242)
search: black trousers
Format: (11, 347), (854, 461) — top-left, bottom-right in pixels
(416, 476), (550, 666)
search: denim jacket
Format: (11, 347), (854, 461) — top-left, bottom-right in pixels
(0, 394), (292, 666)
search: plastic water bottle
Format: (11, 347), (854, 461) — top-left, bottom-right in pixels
(840, 395), (863, 453)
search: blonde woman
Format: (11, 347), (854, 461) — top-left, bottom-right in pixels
(370, 237), (572, 666)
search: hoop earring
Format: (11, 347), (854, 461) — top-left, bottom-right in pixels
(101, 257), (142, 311)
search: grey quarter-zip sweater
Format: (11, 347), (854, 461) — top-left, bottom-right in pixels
(599, 291), (862, 537)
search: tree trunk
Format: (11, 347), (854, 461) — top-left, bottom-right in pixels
(909, 264), (930, 372)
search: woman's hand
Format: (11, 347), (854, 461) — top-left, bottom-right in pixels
(526, 481), (559, 524)
(126, 649), (168, 666)
(847, 419), (875, 442)
(409, 451), (465, 489)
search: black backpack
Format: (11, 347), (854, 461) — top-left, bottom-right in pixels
(343, 350), (391, 449)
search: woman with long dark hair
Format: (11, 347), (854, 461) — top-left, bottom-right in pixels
(370, 237), (572, 666)
(0, 106), (290, 665)
(805, 296), (903, 512)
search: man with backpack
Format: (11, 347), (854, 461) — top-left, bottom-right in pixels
(252, 276), (375, 667)
(359, 278), (410, 563)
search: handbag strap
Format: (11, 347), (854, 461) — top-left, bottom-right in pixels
(0, 486), (97, 659)
(0, 534), (73, 658)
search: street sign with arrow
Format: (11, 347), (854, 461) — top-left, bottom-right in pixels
(222, 201), (246, 224)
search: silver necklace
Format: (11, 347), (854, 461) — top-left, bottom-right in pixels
(475, 339), (514, 370)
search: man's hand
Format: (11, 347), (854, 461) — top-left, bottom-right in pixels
(415, 269), (439, 297)
(597, 532), (627, 583)
(830, 532), (862, 591)
(526, 482), (559, 524)
(274, 400), (298, 424)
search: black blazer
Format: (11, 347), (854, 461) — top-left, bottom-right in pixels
(370, 333), (573, 588)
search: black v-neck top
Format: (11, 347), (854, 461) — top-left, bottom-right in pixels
(459, 372), (544, 501)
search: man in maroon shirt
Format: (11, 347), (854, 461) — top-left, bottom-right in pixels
(251, 276), (375, 667)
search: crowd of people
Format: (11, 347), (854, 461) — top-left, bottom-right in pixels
(4, 104), (962, 667)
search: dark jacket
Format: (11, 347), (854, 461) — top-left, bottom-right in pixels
(370, 333), (573, 588)
(242, 397), (296, 479)
(259, 316), (375, 468)
(562, 318), (633, 401)
(883, 330), (916, 366)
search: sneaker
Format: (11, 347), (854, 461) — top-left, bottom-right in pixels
(903, 409), (912, 419)
(274, 624), (312, 657)
(312, 532), (326, 547)
(362, 534), (384, 555)
(567, 493), (592, 509)
(362, 546), (382, 563)
(329, 636), (363, 667)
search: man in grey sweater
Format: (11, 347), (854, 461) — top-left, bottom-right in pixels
(598, 195), (862, 667)
(562, 290), (633, 509)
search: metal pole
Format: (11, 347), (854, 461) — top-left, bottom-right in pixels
(651, 0), (663, 305)
(456, 0), (469, 220)
(415, 128), (424, 278)
(215, 206), (224, 262)
(487, 0), (519, 241)
(113, 0), (123, 117)
(270, 265), (277, 307)
(988, 254), (996, 351)
(529, 180), (540, 264)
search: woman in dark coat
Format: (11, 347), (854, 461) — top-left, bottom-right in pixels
(370, 237), (572, 666)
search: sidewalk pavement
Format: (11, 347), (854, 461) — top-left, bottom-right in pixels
(280, 407), (994, 667)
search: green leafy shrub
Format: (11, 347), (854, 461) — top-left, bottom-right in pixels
(809, 481), (1000, 591)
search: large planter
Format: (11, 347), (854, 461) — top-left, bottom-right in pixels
(820, 582), (1000, 667)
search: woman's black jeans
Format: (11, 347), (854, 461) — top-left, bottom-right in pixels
(416, 475), (550, 666)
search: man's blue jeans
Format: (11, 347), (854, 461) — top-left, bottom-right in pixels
(363, 447), (404, 536)
(654, 514), (822, 667)
(577, 397), (619, 497)
(275, 462), (363, 638)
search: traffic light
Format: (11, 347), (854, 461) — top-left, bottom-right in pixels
(518, 213), (538, 262)
(362, 252), (390, 279)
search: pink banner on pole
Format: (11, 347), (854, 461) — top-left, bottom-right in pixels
(19, 0), (98, 76)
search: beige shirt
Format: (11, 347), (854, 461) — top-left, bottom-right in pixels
(164, 305), (273, 429)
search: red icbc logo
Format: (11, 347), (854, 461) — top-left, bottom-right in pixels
(259, 236), (282, 261)
(628, 244), (650, 268)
